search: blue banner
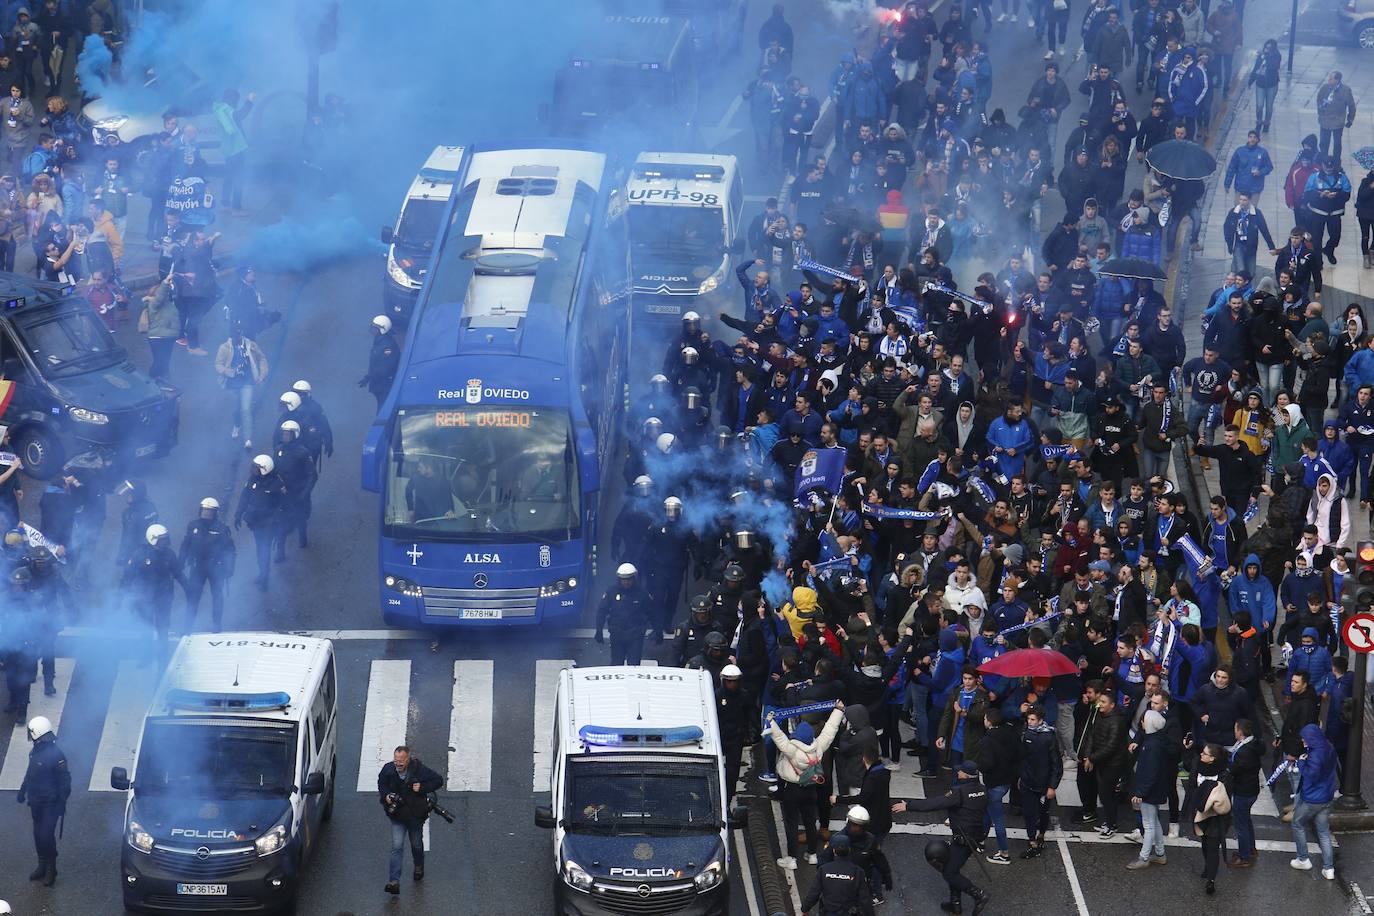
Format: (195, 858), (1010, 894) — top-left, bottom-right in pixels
(1000, 611), (1062, 636)
(861, 503), (948, 521)
(771, 700), (840, 720)
(795, 447), (847, 497)
(795, 256), (855, 284)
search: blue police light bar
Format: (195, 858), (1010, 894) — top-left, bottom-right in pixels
(579, 725), (704, 747)
(165, 689), (292, 712)
(3, 297), (24, 310)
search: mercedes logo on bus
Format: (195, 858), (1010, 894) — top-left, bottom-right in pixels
(473, 573), (488, 589)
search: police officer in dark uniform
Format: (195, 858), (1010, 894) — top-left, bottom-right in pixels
(686, 631), (732, 688)
(671, 596), (724, 666)
(705, 562), (747, 640)
(18, 715), (70, 887)
(290, 379), (334, 468)
(116, 479), (158, 570)
(24, 548), (67, 696)
(716, 664), (756, 806)
(4, 568), (38, 717)
(799, 833), (875, 916)
(892, 760), (992, 915)
(611, 476), (656, 568)
(234, 455), (287, 590)
(820, 806), (893, 908)
(360, 314), (401, 410)
(123, 524), (186, 661)
(180, 497), (236, 633)
(273, 420), (318, 555)
(595, 563), (655, 666)
(644, 496), (691, 638)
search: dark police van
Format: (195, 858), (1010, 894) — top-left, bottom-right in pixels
(0, 274), (179, 478)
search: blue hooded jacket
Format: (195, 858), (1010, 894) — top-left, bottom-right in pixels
(1296, 723), (1339, 804)
(930, 628), (966, 708)
(1317, 423), (1355, 486)
(1167, 57), (1208, 117)
(1227, 553), (1277, 631)
(986, 414), (1033, 478)
(1288, 627), (1334, 696)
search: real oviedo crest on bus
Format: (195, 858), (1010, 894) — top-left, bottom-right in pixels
(465, 378), (482, 404)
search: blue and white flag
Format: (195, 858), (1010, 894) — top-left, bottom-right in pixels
(1205, 403), (1221, 429)
(795, 256), (855, 284)
(1172, 532), (1215, 578)
(968, 476), (996, 503)
(795, 447), (847, 497)
(861, 503), (948, 522)
(1265, 758), (1294, 788)
(917, 458), (943, 495)
(771, 700), (840, 720)
(19, 522), (65, 563)
(1041, 444), (1073, 461)
(1000, 612), (1062, 637)
(1242, 500), (1260, 523)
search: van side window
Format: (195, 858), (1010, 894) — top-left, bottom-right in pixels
(321, 657), (337, 721)
(301, 721), (313, 785)
(310, 692), (327, 756)
(0, 329), (27, 381)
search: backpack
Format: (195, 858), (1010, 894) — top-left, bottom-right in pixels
(796, 754), (826, 785)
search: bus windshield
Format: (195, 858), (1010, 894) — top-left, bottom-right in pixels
(384, 406), (580, 540)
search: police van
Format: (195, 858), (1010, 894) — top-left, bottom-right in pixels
(535, 666), (730, 915)
(111, 634), (338, 913)
(626, 153), (742, 328)
(380, 145), (466, 326)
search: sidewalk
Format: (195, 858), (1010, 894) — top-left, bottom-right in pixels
(1175, 40), (1374, 830)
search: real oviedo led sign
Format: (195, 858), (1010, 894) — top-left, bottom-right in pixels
(436, 379), (531, 404)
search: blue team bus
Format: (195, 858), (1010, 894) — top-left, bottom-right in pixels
(362, 144), (630, 627)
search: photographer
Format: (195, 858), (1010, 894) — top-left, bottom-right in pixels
(215, 322), (268, 444)
(377, 745), (443, 896)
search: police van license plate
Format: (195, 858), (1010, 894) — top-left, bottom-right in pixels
(176, 884), (228, 895)
(134, 444), (157, 457)
(460, 609), (501, 619)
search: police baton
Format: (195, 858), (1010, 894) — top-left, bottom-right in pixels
(949, 822), (993, 882)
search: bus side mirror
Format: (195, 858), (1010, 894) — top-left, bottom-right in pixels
(362, 423), (385, 493)
(302, 772), (325, 795)
(534, 805), (556, 829)
(725, 239), (744, 256)
(381, 226), (394, 246)
(111, 767), (130, 791)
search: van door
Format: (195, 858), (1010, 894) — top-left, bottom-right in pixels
(298, 719), (318, 855)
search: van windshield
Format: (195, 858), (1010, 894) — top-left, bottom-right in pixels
(395, 199), (446, 249)
(14, 306), (123, 376)
(565, 761), (719, 833)
(628, 205), (724, 258)
(135, 722), (296, 799)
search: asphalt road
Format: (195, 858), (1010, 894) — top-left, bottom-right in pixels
(0, 0), (1367, 913)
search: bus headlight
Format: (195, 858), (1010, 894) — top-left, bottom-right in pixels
(254, 824), (287, 857)
(697, 274), (719, 295)
(126, 819), (154, 854)
(539, 577), (579, 597)
(563, 859), (594, 892)
(693, 859), (723, 891)
(384, 575), (423, 597)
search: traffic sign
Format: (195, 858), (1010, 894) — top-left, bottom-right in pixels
(1343, 613), (1374, 654)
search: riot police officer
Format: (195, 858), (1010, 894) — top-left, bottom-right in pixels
(291, 379), (334, 458)
(234, 455), (286, 590)
(116, 479), (158, 569)
(819, 806), (892, 908)
(800, 833), (874, 916)
(644, 496), (690, 637)
(610, 476), (655, 567)
(595, 563), (654, 666)
(671, 596), (724, 666)
(892, 761), (992, 915)
(18, 715), (69, 887)
(273, 420), (318, 555)
(716, 664), (755, 805)
(705, 562), (747, 640)
(360, 315), (401, 409)
(686, 631), (732, 687)
(123, 524), (186, 660)
(276, 390), (303, 442)
(180, 497), (236, 633)
(4, 567), (38, 717)
(24, 548), (66, 696)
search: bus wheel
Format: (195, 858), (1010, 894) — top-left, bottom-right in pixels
(14, 426), (62, 480)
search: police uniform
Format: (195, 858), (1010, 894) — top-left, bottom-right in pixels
(362, 332), (401, 408)
(180, 516), (236, 632)
(273, 439), (318, 554)
(19, 732), (70, 884)
(643, 521), (691, 634)
(235, 471), (286, 588)
(123, 541), (187, 656)
(671, 615), (723, 667)
(3, 602), (37, 717)
(800, 842), (875, 916)
(295, 396), (335, 466)
(899, 764), (992, 914)
(595, 581), (654, 666)
(715, 681), (756, 805)
(118, 490), (159, 568)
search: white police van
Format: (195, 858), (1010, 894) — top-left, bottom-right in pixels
(111, 634), (338, 913)
(535, 666), (730, 915)
(380, 145), (466, 325)
(626, 153), (743, 327)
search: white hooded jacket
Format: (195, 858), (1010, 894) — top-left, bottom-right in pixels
(1306, 473), (1349, 549)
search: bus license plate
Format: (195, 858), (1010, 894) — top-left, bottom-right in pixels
(176, 884), (228, 896)
(460, 609), (501, 619)
(135, 444), (157, 457)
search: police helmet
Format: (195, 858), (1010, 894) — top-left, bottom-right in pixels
(924, 839), (951, 868)
(145, 523), (169, 546)
(200, 497), (220, 512)
(655, 433), (677, 454)
(690, 595), (711, 616)
(252, 454), (275, 476)
(371, 315), (392, 333)
(683, 310), (701, 325)
(649, 373), (670, 392)
(116, 478), (146, 500)
(633, 475), (653, 497)
(616, 562), (638, 578)
(720, 664), (742, 679)
(733, 530), (756, 550)
(280, 419), (301, 437)
(0, 899), (12, 913)
(28, 546), (51, 565)
(280, 391), (302, 411)
(9, 566), (31, 587)
(2, 529), (21, 548)
(714, 426), (734, 450)
(847, 805), (871, 825)
(664, 496), (683, 520)
(705, 631), (727, 649)
(642, 416), (664, 440)
(681, 346), (699, 366)
(292, 379), (312, 395)
(723, 563), (745, 585)
(682, 386), (702, 410)
(27, 716), (52, 741)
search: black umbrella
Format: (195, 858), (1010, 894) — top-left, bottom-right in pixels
(1097, 257), (1168, 281)
(1145, 139), (1218, 180)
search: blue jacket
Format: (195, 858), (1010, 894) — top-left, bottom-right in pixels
(986, 416), (1033, 478)
(970, 634), (1008, 698)
(930, 629), (966, 708)
(1338, 398), (1374, 449)
(1288, 627), (1333, 696)
(1168, 63), (1208, 117)
(1326, 671), (1353, 748)
(1132, 730), (1173, 805)
(842, 64), (887, 125)
(736, 262), (782, 321)
(988, 599), (1029, 635)
(1227, 553), (1277, 631)
(1280, 573), (1326, 626)
(1317, 428), (1355, 485)
(1091, 275), (1131, 320)
(1119, 224), (1162, 265)
(1169, 638), (1216, 703)
(1224, 144), (1274, 195)
(1343, 348), (1374, 392)
(1296, 723), (1339, 804)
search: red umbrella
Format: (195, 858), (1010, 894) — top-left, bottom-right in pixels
(977, 648), (1079, 679)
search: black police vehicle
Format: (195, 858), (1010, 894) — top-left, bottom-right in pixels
(0, 274), (179, 478)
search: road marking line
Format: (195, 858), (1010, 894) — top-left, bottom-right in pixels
(448, 660), (493, 792)
(533, 659), (572, 792)
(89, 660), (158, 792)
(772, 798), (803, 912)
(357, 660), (410, 792)
(734, 827), (763, 916)
(1056, 835), (1091, 916)
(870, 820), (1328, 851)
(1349, 880), (1372, 915)
(0, 658), (73, 790)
